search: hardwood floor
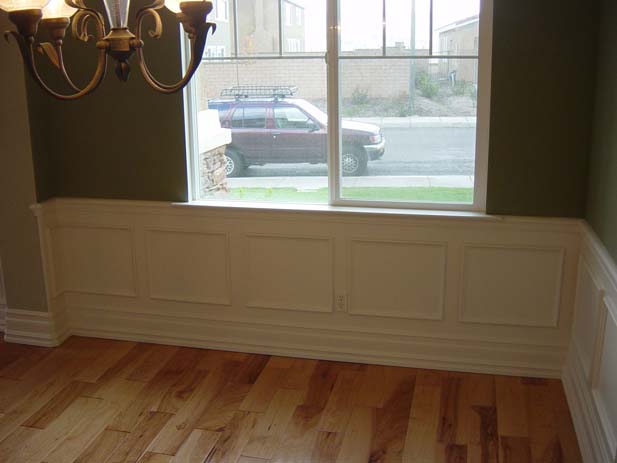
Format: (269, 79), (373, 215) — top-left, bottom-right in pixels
(0, 336), (581, 463)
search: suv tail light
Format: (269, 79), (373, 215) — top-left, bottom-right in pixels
(369, 134), (382, 144)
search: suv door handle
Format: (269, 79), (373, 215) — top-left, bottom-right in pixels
(272, 132), (281, 139)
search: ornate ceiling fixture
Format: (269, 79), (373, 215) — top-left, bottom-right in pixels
(1, 0), (216, 99)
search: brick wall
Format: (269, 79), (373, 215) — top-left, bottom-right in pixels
(196, 58), (439, 109)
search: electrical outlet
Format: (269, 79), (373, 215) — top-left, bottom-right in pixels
(335, 294), (347, 311)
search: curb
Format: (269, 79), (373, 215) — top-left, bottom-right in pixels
(349, 117), (476, 129)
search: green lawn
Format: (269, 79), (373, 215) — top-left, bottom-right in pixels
(229, 187), (473, 204)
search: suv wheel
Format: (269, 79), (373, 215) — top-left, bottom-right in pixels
(341, 146), (368, 176)
(225, 150), (245, 178)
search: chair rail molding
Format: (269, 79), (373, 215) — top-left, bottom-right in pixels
(15, 198), (584, 378)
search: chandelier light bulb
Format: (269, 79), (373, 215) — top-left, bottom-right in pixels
(165, 0), (205, 14)
(0, 0), (50, 12)
(41, 0), (75, 19)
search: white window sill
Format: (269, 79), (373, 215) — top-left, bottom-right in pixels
(175, 199), (496, 221)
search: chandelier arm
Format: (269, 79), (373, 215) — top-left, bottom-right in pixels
(54, 44), (82, 92)
(135, 6), (214, 94)
(15, 33), (109, 100)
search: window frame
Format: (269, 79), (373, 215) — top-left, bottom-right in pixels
(184, 0), (493, 213)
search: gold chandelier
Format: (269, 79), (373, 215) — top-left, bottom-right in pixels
(1, 0), (216, 99)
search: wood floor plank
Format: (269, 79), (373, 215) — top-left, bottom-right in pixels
(525, 379), (562, 463)
(155, 368), (209, 415)
(42, 404), (118, 463)
(283, 358), (318, 390)
(470, 406), (499, 463)
(109, 348), (207, 432)
(266, 356), (296, 369)
(312, 431), (344, 463)
(437, 374), (462, 445)
(237, 457), (269, 463)
(318, 370), (362, 432)
(232, 354), (271, 385)
(73, 340), (138, 383)
(495, 376), (529, 438)
(107, 411), (173, 463)
(125, 344), (179, 383)
(370, 367), (416, 463)
(547, 379), (582, 463)
(0, 377), (22, 412)
(74, 429), (128, 463)
(0, 344), (51, 380)
(239, 363), (288, 413)
(242, 388), (305, 459)
(302, 361), (341, 409)
(269, 404), (322, 463)
(22, 380), (92, 429)
(171, 429), (220, 463)
(0, 396), (104, 463)
(499, 436), (532, 463)
(136, 453), (173, 463)
(354, 364), (388, 408)
(96, 344), (160, 385)
(206, 411), (259, 463)
(336, 406), (375, 463)
(148, 360), (239, 455)
(402, 370), (443, 463)
(196, 381), (252, 431)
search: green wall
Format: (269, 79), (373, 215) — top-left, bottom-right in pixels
(27, 0), (598, 217)
(586, 0), (617, 261)
(27, 5), (188, 202)
(485, 0), (596, 217)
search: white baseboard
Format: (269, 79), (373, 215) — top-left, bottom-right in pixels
(4, 308), (70, 347)
(69, 304), (566, 377)
(563, 345), (614, 463)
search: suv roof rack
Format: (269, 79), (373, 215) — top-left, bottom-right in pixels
(220, 85), (298, 99)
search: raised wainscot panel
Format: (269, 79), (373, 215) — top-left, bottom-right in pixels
(50, 226), (136, 297)
(348, 239), (447, 320)
(592, 297), (617, 459)
(245, 234), (334, 313)
(573, 258), (604, 380)
(146, 230), (231, 305)
(460, 245), (564, 327)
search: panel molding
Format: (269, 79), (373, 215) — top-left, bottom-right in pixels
(244, 233), (335, 313)
(49, 223), (139, 298)
(144, 228), (232, 305)
(347, 239), (447, 320)
(458, 243), (565, 328)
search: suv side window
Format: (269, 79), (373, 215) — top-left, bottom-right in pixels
(274, 106), (314, 130)
(231, 106), (267, 129)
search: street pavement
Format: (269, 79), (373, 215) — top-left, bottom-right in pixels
(232, 124), (476, 186)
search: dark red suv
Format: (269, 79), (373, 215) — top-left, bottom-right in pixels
(209, 86), (385, 177)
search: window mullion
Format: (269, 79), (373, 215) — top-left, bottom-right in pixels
(327, 0), (341, 205)
(429, 0), (434, 55)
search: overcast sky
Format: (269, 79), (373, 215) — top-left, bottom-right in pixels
(295, 0), (480, 52)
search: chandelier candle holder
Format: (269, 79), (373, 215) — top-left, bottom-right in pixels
(1, 0), (216, 99)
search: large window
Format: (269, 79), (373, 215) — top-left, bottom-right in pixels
(186, 0), (492, 211)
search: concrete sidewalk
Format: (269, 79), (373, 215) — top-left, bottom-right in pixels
(349, 116), (476, 129)
(228, 175), (474, 190)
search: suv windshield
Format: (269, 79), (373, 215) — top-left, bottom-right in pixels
(293, 99), (327, 126)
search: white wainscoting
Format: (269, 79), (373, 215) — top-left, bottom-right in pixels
(563, 224), (617, 463)
(16, 198), (582, 378)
